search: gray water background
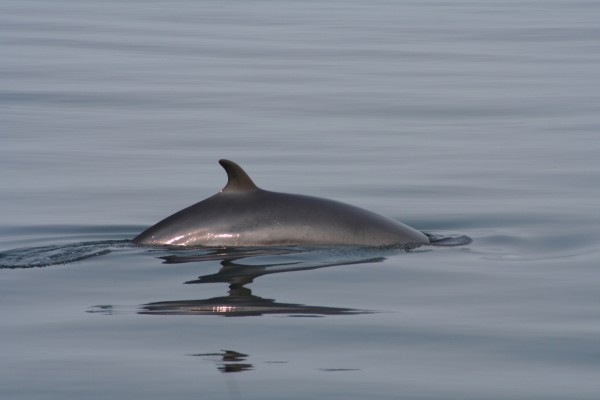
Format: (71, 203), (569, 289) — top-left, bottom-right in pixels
(1, 1), (600, 399)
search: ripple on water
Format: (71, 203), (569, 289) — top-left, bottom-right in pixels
(0, 240), (130, 269)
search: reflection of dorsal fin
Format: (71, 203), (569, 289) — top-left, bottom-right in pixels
(219, 159), (259, 193)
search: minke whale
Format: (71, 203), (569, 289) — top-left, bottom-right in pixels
(133, 159), (430, 248)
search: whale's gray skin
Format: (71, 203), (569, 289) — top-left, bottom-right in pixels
(132, 159), (430, 248)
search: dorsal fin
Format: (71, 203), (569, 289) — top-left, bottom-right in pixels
(219, 159), (259, 193)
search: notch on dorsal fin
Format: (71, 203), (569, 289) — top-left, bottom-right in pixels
(219, 159), (259, 193)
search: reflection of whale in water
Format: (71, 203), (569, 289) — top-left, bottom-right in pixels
(190, 350), (253, 373)
(137, 249), (384, 316)
(100, 237), (464, 319)
(140, 285), (371, 317)
(172, 249), (386, 286)
(86, 248), (383, 317)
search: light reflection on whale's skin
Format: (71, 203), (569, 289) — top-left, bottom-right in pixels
(0, 229), (468, 269)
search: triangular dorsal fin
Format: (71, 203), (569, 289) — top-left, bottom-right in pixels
(219, 159), (259, 193)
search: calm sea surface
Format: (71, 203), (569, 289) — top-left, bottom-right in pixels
(2, 1), (600, 399)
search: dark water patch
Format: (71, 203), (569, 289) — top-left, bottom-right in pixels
(190, 351), (290, 374)
(318, 368), (360, 372)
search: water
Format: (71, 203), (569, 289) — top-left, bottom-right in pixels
(1, 0), (600, 398)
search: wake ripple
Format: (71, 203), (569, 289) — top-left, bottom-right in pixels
(0, 240), (130, 269)
(425, 232), (473, 246)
